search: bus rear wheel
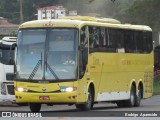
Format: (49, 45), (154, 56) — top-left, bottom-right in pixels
(125, 85), (136, 107)
(29, 103), (41, 112)
(135, 85), (142, 107)
(75, 87), (94, 111)
(117, 85), (136, 108)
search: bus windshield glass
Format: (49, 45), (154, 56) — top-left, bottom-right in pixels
(0, 43), (15, 65)
(16, 28), (78, 80)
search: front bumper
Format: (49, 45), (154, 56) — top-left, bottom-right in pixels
(0, 95), (16, 103)
(15, 91), (77, 103)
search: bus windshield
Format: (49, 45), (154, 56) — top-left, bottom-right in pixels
(0, 43), (15, 65)
(16, 28), (78, 80)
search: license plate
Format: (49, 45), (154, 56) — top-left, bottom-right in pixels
(39, 96), (50, 100)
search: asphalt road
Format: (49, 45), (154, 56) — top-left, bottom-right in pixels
(0, 95), (160, 119)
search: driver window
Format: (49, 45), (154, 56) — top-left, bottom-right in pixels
(79, 26), (88, 78)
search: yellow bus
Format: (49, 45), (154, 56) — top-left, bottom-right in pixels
(14, 16), (153, 112)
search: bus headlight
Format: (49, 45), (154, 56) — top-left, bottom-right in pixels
(60, 86), (77, 92)
(16, 87), (28, 92)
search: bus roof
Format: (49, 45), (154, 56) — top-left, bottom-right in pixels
(19, 16), (152, 31)
(59, 16), (121, 24)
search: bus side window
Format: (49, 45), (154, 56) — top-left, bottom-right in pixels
(89, 26), (100, 53)
(125, 30), (135, 53)
(134, 31), (142, 53)
(143, 31), (153, 53)
(100, 27), (106, 46)
(105, 28), (117, 53)
(116, 29), (125, 53)
(79, 26), (88, 78)
(97, 27), (108, 52)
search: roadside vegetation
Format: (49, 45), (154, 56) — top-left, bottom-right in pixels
(153, 75), (160, 95)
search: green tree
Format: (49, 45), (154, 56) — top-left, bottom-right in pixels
(121, 0), (160, 45)
(0, 0), (19, 23)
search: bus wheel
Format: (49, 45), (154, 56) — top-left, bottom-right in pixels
(29, 103), (41, 112)
(135, 85), (142, 107)
(125, 85), (136, 107)
(75, 87), (94, 111)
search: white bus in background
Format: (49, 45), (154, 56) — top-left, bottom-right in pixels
(0, 36), (16, 104)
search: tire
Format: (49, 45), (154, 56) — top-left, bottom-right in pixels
(29, 103), (41, 112)
(125, 85), (136, 107)
(135, 85), (142, 107)
(75, 87), (94, 111)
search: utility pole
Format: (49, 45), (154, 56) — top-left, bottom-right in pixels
(19, 0), (24, 23)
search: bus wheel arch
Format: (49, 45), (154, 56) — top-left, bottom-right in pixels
(117, 82), (136, 108)
(89, 83), (95, 102)
(85, 82), (95, 110)
(75, 82), (95, 111)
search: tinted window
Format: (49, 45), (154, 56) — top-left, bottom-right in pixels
(125, 30), (152, 54)
(89, 27), (124, 53)
(88, 26), (152, 54)
(142, 31), (153, 53)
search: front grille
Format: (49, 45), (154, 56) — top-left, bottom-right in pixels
(1, 83), (6, 95)
(1, 82), (14, 95)
(6, 73), (14, 81)
(7, 84), (14, 95)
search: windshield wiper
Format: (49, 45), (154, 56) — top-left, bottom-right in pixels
(45, 53), (59, 80)
(28, 60), (42, 80)
(46, 62), (59, 80)
(28, 53), (42, 80)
